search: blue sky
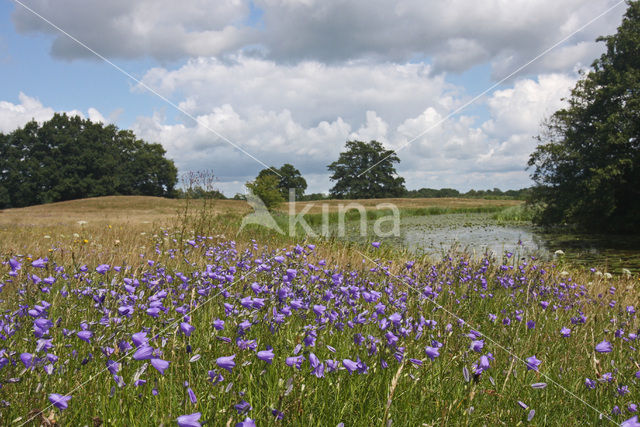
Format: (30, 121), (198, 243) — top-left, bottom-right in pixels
(0, 0), (627, 195)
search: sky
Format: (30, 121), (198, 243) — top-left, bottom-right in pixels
(0, 0), (629, 196)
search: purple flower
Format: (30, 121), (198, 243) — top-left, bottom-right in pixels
(531, 382), (547, 389)
(187, 387), (197, 404)
(473, 355), (490, 374)
(309, 352), (320, 368)
(527, 320), (535, 330)
(133, 346), (154, 361)
(96, 264), (110, 274)
(213, 319), (225, 330)
(236, 418), (256, 427)
(9, 258), (21, 270)
(49, 393), (72, 411)
(177, 412), (201, 427)
(585, 378), (596, 389)
(425, 346), (440, 360)
(560, 327), (571, 337)
(525, 355), (541, 371)
(77, 330), (93, 343)
(409, 358), (423, 367)
(151, 358), (170, 375)
(31, 258), (47, 268)
(595, 340), (612, 353)
(180, 322), (195, 337)
(470, 340), (484, 352)
(257, 348), (274, 364)
(106, 360), (120, 375)
(132, 331), (148, 347)
(622, 416), (640, 427)
(313, 305), (326, 316)
(272, 408), (284, 420)
(342, 358), (358, 374)
(371, 242), (381, 248)
(20, 353), (34, 368)
(286, 355), (304, 369)
(234, 400), (252, 415)
(216, 355), (236, 372)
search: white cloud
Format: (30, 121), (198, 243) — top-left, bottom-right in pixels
(12, 0), (252, 60)
(138, 56), (454, 127)
(130, 58), (578, 194)
(0, 93), (110, 133)
(11, 0), (624, 76)
(482, 73), (575, 136)
(0, 92), (55, 132)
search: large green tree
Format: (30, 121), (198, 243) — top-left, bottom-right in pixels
(256, 163), (307, 199)
(527, 1), (640, 232)
(328, 140), (406, 199)
(0, 113), (177, 208)
(245, 174), (284, 210)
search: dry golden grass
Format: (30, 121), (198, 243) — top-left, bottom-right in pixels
(0, 195), (250, 227)
(0, 195), (517, 268)
(0, 196), (250, 267)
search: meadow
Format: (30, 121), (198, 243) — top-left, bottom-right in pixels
(0, 197), (639, 426)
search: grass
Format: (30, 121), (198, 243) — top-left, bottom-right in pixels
(0, 196), (638, 426)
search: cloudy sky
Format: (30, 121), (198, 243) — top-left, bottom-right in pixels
(0, 0), (628, 195)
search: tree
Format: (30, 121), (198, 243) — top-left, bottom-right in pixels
(527, 1), (640, 232)
(246, 174), (284, 210)
(256, 164), (307, 199)
(0, 113), (177, 208)
(328, 140), (406, 199)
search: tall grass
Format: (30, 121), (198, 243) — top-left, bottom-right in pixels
(0, 197), (638, 426)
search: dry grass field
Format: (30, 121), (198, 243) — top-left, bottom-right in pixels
(0, 195), (519, 268)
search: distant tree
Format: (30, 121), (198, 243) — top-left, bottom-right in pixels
(300, 192), (330, 201)
(256, 163), (307, 199)
(0, 113), (177, 208)
(528, 1), (640, 231)
(246, 174), (284, 210)
(174, 186), (226, 199)
(328, 140), (406, 199)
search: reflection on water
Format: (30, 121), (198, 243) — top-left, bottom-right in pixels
(334, 213), (640, 274)
(400, 214), (640, 274)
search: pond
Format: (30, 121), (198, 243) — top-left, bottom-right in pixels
(336, 213), (640, 274)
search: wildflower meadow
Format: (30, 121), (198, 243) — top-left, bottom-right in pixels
(1, 211), (639, 425)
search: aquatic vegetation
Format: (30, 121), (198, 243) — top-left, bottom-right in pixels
(0, 232), (638, 425)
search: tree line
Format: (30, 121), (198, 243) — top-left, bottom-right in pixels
(0, 113), (177, 209)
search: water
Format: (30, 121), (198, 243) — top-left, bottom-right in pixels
(338, 213), (640, 274)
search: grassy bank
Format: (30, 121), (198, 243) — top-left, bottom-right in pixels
(0, 196), (638, 426)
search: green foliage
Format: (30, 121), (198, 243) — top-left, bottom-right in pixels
(328, 140), (406, 199)
(404, 187), (531, 200)
(246, 174), (284, 210)
(256, 163), (307, 199)
(173, 186), (226, 200)
(299, 192), (330, 201)
(491, 204), (535, 222)
(0, 113), (177, 208)
(528, 1), (640, 232)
